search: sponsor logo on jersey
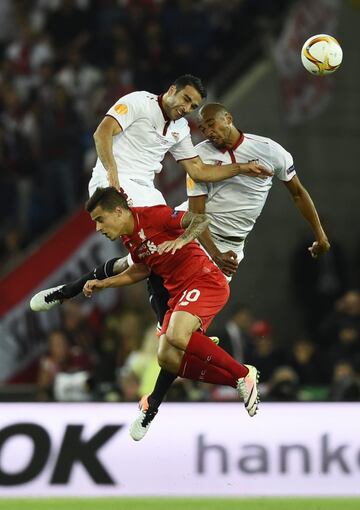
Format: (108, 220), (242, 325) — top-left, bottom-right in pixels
(114, 103), (128, 115)
(137, 239), (158, 258)
(171, 131), (180, 142)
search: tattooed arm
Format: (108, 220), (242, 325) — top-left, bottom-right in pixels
(157, 212), (210, 255)
(180, 211), (211, 242)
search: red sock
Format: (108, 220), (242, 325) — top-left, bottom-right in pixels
(185, 331), (249, 380)
(178, 352), (237, 387)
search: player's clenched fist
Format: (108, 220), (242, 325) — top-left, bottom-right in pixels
(308, 238), (331, 258)
(83, 279), (104, 297)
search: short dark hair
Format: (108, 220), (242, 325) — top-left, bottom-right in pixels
(85, 187), (129, 213)
(173, 74), (207, 99)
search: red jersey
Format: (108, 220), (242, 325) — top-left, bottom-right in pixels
(121, 206), (225, 298)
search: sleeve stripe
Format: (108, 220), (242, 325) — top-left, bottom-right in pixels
(176, 156), (198, 162)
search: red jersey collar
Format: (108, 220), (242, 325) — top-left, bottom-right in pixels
(219, 130), (244, 153)
(157, 94), (171, 122)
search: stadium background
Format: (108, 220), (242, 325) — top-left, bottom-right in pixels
(0, 0), (359, 504)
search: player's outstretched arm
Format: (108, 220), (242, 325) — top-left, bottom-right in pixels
(157, 212), (210, 255)
(284, 175), (330, 258)
(93, 116), (122, 189)
(179, 156), (273, 183)
(83, 263), (150, 297)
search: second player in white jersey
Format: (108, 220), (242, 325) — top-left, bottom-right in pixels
(189, 133), (295, 239)
(180, 103), (330, 277)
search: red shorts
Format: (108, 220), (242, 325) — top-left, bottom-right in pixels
(160, 269), (230, 335)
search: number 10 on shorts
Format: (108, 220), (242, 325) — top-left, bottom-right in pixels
(179, 288), (201, 306)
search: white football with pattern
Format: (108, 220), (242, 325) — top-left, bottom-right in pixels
(301, 34), (343, 76)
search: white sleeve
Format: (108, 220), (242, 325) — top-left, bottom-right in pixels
(106, 92), (143, 131)
(186, 174), (208, 197)
(269, 140), (296, 182)
(169, 134), (197, 162)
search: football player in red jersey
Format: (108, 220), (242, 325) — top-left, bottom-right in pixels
(83, 187), (260, 440)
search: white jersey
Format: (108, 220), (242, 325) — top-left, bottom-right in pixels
(89, 91), (197, 205)
(185, 133), (296, 240)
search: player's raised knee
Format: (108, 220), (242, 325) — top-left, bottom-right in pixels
(157, 347), (171, 370)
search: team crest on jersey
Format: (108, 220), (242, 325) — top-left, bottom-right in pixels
(171, 132), (180, 142)
(138, 228), (147, 241)
(114, 103), (128, 115)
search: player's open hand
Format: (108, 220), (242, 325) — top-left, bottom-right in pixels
(158, 238), (187, 255)
(214, 250), (238, 276)
(83, 279), (104, 298)
(308, 238), (330, 258)
(238, 161), (273, 179)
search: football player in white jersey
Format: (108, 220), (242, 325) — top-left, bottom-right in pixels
(183, 102), (330, 277)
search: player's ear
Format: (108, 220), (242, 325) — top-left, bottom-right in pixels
(225, 112), (233, 125)
(167, 84), (177, 97)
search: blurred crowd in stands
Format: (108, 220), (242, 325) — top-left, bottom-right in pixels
(5, 286), (360, 404)
(1, 1), (359, 403)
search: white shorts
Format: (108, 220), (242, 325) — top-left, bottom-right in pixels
(88, 172), (166, 207)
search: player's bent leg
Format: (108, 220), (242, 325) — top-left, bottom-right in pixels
(30, 257), (122, 312)
(147, 272), (170, 325)
(30, 285), (65, 312)
(237, 364), (260, 417)
(178, 329), (260, 415)
(157, 335), (184, 373)
(129, 338), (184, 442)
(129, 395), (159, 442)
(165, 311), (201, 350)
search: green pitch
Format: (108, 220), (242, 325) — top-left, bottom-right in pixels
(0, 499), (359, 510)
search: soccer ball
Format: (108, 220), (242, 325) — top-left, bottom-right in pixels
(301, 34), (343, 76)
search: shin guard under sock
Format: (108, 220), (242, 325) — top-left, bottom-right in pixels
(185, 331), (249, 380)
(178, 352), (236, 387)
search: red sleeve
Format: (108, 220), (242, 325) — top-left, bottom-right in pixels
(150, 206), (186, 231)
